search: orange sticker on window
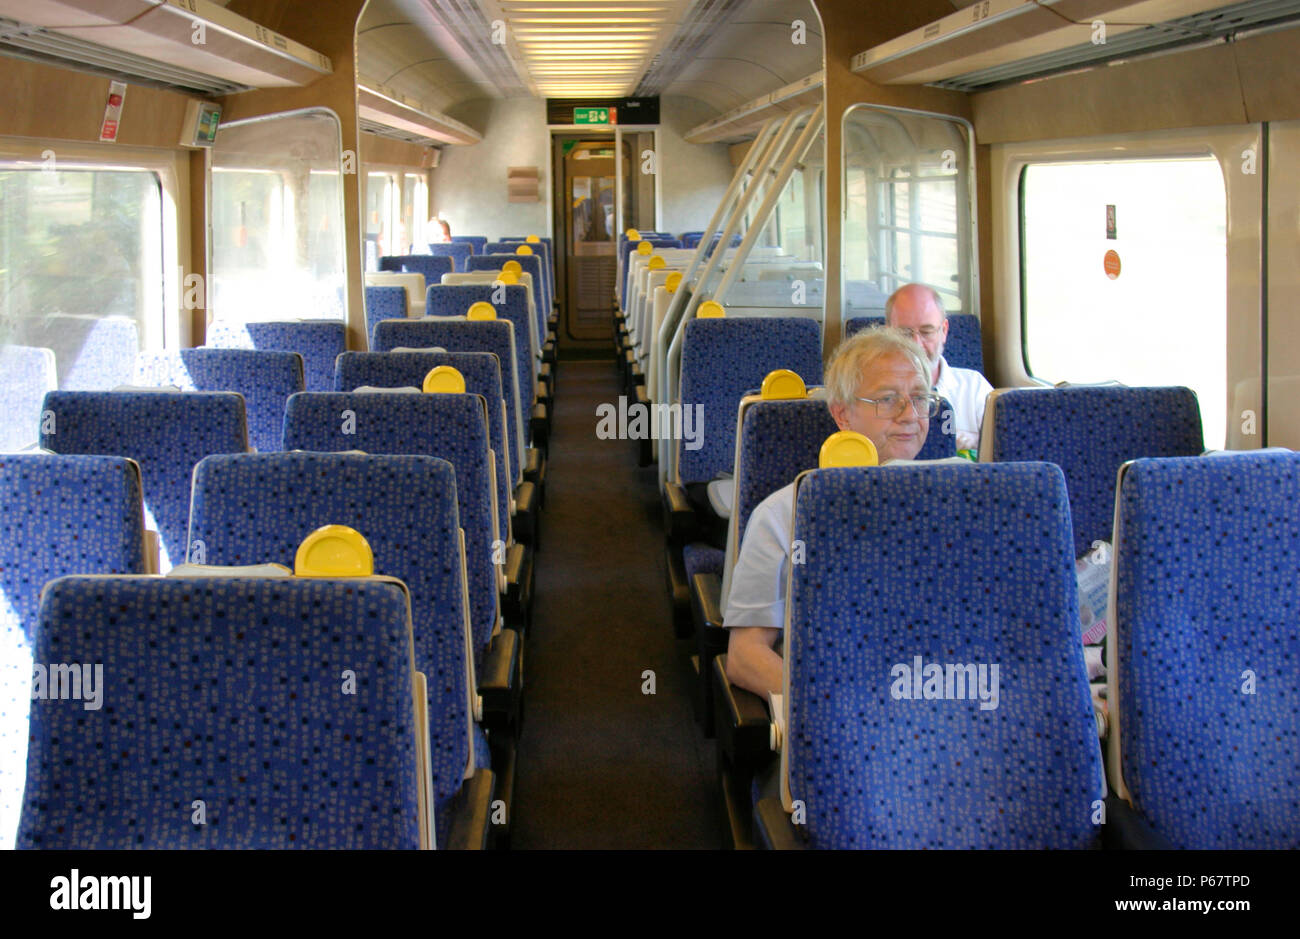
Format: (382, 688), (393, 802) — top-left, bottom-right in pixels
(1104, 250), (1121, 280)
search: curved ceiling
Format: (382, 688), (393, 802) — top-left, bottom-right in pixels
(355, 0), (980, 132)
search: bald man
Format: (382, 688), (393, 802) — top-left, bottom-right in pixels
(885, 284), (993, 454)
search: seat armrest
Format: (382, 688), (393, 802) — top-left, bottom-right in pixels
(502, 542), (533, 631)
(1102, 794), (1174, 849)
(690, 572), (725, 645)
(445, 768), (496, 850)
(513, 480), (539, 546)
(479, 627), (522, 736)
(530, 402), (549, 451)
(754, 796), (805, 851)
(663, 479), (698, 543)
(713, 654), (776, 771)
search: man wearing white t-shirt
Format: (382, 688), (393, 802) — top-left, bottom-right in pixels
(724, 327), (940, 698)
(885, 283), (992, 455)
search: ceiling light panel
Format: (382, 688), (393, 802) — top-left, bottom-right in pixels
(484, 0), (693, 97)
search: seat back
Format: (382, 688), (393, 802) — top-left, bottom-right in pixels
(11, 314), (139, 390)
(987, 386), (1204, 555)
(426, 283), (536, 406)
(380, 254), (453, 285)
(373, 318), (525, 482)
(282, 392), (499, 664)
(497, 238), (554, 308)
(427, 241), (473, 272)
(468, 254), (545, 329)
(39, 391), (248, 570)
(363, 284), (412, 344)
(335, 350), (514, 522)
(619, 239), (680, 309)
(189, 452), (476, 842)
(1110, 450), (1300, 848)
(0, 454), (149, 848)
(366, 273), (424, 318)
(0, 344), (56, 452)
(135, 348), (304, 454)
(18, 574), (422, 849)
(451, 235), (487, 253)
(676, 317), (823, 485)
(205, 320), (345, 393)
(845, 313), (985, 375)
(784, 462), (1104, 848)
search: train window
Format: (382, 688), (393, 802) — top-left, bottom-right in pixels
(843, 105), (973, 317)
(211, 109), (346, 321)
(1021, 159), (1227, 448)
(404, 173), (428, 253)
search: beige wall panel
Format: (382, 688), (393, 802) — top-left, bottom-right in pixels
(814, 0), (970, 351)
(222, 0), (369, 351)
(361, 133), (436, 169)
(658, 95), (736, 234)
(1264, 122), (1300, 449)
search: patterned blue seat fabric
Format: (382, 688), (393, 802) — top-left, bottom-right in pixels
(0, 454), (148, 848)
(1113, 451), (1300, 848)
(335, 350), (513, 533)
(468, 254), (546, 336)
(451, 235), (487, 254)
(0, 344), (57, 452)
(497, 238), (554, 310)
(282, 392), (499, 670)
(989, 386), (1204, 555)
(845, 313), (985, 375)
(189, 452), (482, 845)
(206, 320), (345, 393)
(40, 391), (247, 571)
(785, 463), (1105, 848)
(364, 285), (409, 347)
(11, 314), (139, 390)
(680, 231), (705, 248)
(380, 254), (453, 285)
(677, 317), (824, 487)
(427, 282), (536, 403)
(428, 241), (473, 272)
(373, 318), (525, 486)
(18, 575), (422, 849)
(135, 348), (303, 454)
(683, 543), (724, 579)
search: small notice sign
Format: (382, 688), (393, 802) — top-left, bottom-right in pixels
(99, 81), (127, 142)
(1106, 204), (1117, 240)
(1104, 249), (1121, 280)
(574, 107), (613, 125)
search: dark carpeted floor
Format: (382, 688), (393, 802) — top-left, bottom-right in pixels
(509, 359), (721, 849)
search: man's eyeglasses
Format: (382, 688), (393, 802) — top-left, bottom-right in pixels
(896, 326), (942, 340)
(855, 393), (942, 420)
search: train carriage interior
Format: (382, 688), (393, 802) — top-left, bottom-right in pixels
(0, 0), (1298, 872)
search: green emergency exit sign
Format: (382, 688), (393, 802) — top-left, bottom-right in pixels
(574, 107), (613, 125)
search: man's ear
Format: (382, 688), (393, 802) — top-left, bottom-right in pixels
(941, 318), (950, 341)
(829, 400), (852, 431)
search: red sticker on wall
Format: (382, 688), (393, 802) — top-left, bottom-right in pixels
(1104, 249), (1121, 280)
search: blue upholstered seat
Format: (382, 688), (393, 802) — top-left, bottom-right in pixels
(783, 462), (1105, 848)
(188, 451), (483, 845)
(677, 317), (824, 487)
(0, 344), (57, 452)
(17, 575), (423, 849)
(12, 314), (139, 391)
(281, 392), (500, 669)
(39, 391), (248, 570)
(467, 254), (546, 336)
(335, 350), (514, 533)
(364, 285), (409, 346)
(988, 386), (1204, 555)
(0, 454), (149, 849)
(428, 241), (473, 272)
(1111, 450), (1300, 848)
(451, 235), (487, 254)
(134, 348), (304, 454)
(372, 318), (525, 487)
(496, 238), (554, 310)
(426, 282), (537, 404)
(845, 313), (985, 375)
(380, 254), (453, 285)
(205, 320), (345, 393)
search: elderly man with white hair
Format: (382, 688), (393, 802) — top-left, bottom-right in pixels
(724, 326), (943, 698)
(885, 283), (992, 456)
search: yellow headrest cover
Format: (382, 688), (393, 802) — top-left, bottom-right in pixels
(515, 244), (534, 256)
(295, 525), (374, 577)
(648, 255), (666, 270)
(665, 271), (683, 293)
(636, 241), (653, 256)
(497, 270), (519, 285)
(466, 301), (496, 320)
(526, 234), (540, 243)
(697, 300), (725, 318)
(502, 260), (523, 275)
(626, 228), (641, 241)
(422, 365), (466, 394)
(760, 369), (807, 400)
(819, 431), (879, 469)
